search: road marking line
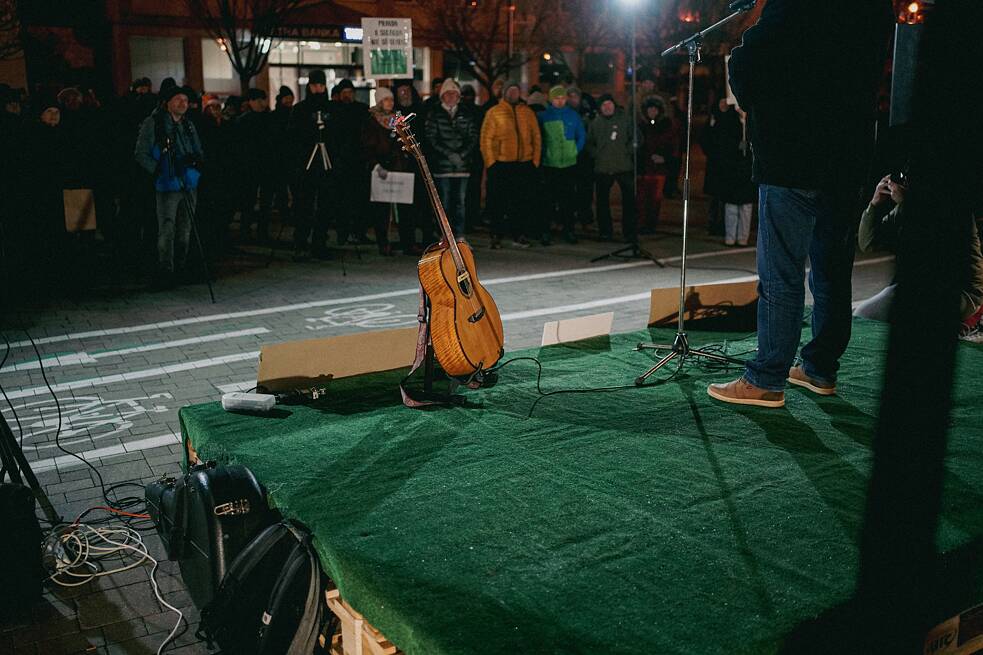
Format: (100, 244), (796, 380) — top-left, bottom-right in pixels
(4, 257), (896, 398)
(5, 352), (259, 400)
(2, 328), (269, 373)
(33, 433), (180, 473)
(5, 247), (777, 350)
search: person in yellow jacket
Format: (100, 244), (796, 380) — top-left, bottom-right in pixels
(480, 82), (541, 248)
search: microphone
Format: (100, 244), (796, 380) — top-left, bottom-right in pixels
(728, 0), (757, 11)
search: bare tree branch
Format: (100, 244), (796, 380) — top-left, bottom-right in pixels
(417, 0), (552, 94)
(0, 0), (23, 60)
(186, 0), (319, 93)
(539, 0), (626, 87)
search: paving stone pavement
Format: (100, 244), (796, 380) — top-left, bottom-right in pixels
(0, 211), (895, 654)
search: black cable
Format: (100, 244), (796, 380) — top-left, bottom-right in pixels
(21, 330), (154, 532)
(0, 330), (26, 446)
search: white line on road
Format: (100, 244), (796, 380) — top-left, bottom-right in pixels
(5, 352), (259, 400)
(5, 247), (773, 350)
(32, 433), (180, 473)
(1, 328), (269, 373)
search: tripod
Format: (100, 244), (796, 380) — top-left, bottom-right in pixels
(591, 240), (665, 266)
(1, 413), (62, 526)
(634, 1), (755, 386)
(164, 137), (216, 303)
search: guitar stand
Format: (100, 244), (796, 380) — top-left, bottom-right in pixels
(419, 342), (466, 406)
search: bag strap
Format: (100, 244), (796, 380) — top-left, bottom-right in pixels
(257, 525), (323, 655)
(399, 285), (437, 408)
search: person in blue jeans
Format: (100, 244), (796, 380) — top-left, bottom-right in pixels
(707, 0), (894, 408)
(425, 79), (479, 237)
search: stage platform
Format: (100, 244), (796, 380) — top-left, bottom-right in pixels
(180, 320), (983, 654)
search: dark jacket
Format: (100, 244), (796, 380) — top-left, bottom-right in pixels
(288, 91), (332, 172)
(727, 0), (893, 189)
(424, 104), (479, 176)
(236, 109), (275, 174)
(362, 108), (415, 174)
(586, 108), (633, 175)
(701, 109), (756, 204)
(135, 109), (204, 191)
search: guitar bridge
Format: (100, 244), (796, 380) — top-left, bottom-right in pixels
(468, 307), (486, 323)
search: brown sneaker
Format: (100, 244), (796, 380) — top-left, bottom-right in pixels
(707, 377), (785, 408)
(787, 366), (836, 396)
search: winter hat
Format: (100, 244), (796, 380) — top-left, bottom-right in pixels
(245, 88), (267, 101)
(597, 93), (616, 107)
(201, 94), (221, 109)
(548, 85), (566, 100)
(439, 78), (460, 99)
(309, 69), (327, 85)
(374, 86), (394, 107)
(335, 78), (355, 92)
(461, 84), (476, 98)
(527, 91), (546, 107)
(159, 77), (177, 95)
(566, 85), (582, 98)
(160, 85), (192, 103)
(503, 81), (521, 94)
(276, 85), (293, 101)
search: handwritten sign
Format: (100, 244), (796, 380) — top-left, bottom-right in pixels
(370, 166), (415, 204)
(361, 18), (413, 79)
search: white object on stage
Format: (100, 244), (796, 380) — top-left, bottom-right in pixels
(221, 392), (276, 413)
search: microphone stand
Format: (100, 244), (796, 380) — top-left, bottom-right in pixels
(164, 133), (216, 303)
(634, 1), (754, 386)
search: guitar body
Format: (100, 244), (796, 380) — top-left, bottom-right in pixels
(418, 240), (504, 378)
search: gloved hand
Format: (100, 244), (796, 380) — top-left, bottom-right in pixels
(374, 164), (389, 180)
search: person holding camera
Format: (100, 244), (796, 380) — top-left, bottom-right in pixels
(288, 70), (333, 260)
(855, 173), (983, 332)
(135, 85), (204, 288)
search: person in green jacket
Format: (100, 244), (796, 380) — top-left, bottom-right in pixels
(586, 94), (636, 243)
(538, 85), (586, 244)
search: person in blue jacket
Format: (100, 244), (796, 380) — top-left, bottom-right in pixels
(135, 85), (203, 287)
(538, 85), (586, 244)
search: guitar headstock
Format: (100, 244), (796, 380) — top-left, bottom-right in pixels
(389, 112), (423, 161)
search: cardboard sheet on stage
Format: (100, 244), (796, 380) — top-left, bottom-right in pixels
(370, 167), (414, 204)
(649, 278), (759, 331)
(257, 327), (417, 392)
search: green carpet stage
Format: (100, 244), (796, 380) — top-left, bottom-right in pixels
(180, 319), (983, 654)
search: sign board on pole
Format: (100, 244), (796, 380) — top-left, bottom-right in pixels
(361, 18), (413, 79)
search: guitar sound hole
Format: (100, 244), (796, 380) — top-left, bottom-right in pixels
(459, 280), (472, 297)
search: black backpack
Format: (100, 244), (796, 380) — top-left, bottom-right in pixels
(197, 520), (325, 655)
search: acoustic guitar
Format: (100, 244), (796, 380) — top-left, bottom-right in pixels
(391, 113), (504, 379)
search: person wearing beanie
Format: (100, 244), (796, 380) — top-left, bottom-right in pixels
(275, 85), (294, 106)
(526, 90), (547, 113)
(424, 77), (479, 238)
(134, 81), (204, 288)
(235, 88), (274, 243)
(325, 77), (371, 245)
(288, 69), (333, 259)
(480, 81), (541, 248)
(269, 86), (295, 225)
(362, 85), (422, 255)
(586, 95), (636, 243)
(537, 84), (586, 245)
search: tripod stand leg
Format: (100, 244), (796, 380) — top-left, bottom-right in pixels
(0, 417), (62, 525)
(635, 350), (679, 386)
(689, 347), (747, 367)
(182, 189), (217, 304)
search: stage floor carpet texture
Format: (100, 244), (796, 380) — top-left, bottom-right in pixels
(180, 319), (983, 654)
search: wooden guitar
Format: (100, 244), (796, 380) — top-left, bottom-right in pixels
(391, 113), (504, 378)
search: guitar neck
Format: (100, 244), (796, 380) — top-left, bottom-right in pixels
(413, 150), (466, 272)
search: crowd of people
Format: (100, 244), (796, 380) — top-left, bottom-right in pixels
(0, 70), (759, 291)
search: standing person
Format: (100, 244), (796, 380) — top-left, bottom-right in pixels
(425, 78), (479, 237)
(327, 78), (370, 244)
(703, 102), (756, 246)
(637, 95), (676, 234)
(134, 85), (204, 288)
(701, 98), (730, 237)
(423, 77), (444, 119)
(538, 85), (586, 244)
(362, 87), (400, 255)
(480, 81), (541, 248)
(461, 84), (484, 230)
(270, 86), (295, 226)
(196, 95), (237, 257)
(289, 69), (333, 259)
(707, 1), (894, 408)
(566, 86), (596, 228)
(236, 88), (274, 242)
(393, 79), (434, 246)
(586, 94), (636, 243)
